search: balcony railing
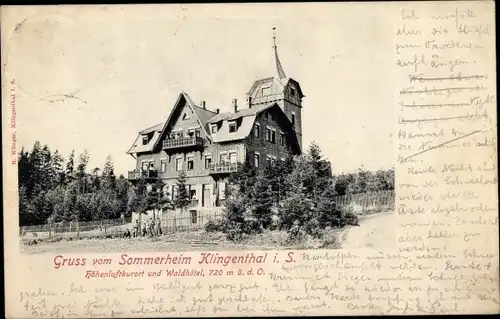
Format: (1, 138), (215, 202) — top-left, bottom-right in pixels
(128, 169), (159, 180)
(208, 162), (240, 175)
(162, 136), (203, 150)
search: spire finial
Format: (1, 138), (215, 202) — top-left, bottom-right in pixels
(272, 27), (286, 79)
(272, 26), (277, 48)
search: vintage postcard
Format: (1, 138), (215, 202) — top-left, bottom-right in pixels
(2, 1), (498, 317)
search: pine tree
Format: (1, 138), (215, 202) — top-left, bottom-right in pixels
(66, 150), (75, 181)
(40, 145), (54, 190)
(76, 150), (90, 194)
(250, 170), (274, 229)
(51, 150), (66, 186)
(101, 155), (117, 191)
(18, 148), (30, 190)
(27, 141), (43, 198)
(147, 179), (170, 218)
(174, 171), (190, 210)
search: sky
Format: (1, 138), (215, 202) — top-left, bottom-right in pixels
(6, 4), (394, 176)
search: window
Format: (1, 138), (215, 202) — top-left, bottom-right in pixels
(271, 157), (276, 166)
(182, 113), (190, 120)
(266, 156), (272, 167)
(229, 121), (237, 133)
(280, 132), (285, 146)
(141, 161), (148, 171)
(271, 129), (276, 144)
(195, 129), (201, 138)
(220, 153), (228, 163)
(171, 185), (177, 201)
(187, 157), (194, 170)
(190, 210), (198, 224)
(254, 123), (260, 138)
(190, 188), (197, 200)
(204, 155), (212, 169)
(142, 136), (148, 145)
(254, 153), (260, 168)
(265, 128), (271, 141)
(290, 87), (296, 96)
(262, 87), (271, 96)
(229, 152), (237, 164)
(291, 112), (296, 126)
(211, 124), (218, 134)
(187, 129), (194, 137)
(160, 159), (167, 172)
(176, 158), (183, 171)
(219, 182), (226, 200)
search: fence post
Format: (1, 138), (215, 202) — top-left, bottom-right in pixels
(49, 223), (52, 239)
(76, 221), (80, 238)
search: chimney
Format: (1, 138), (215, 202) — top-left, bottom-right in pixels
(216, 108), (220, 114)
(246, 96), (252, 108)
(200, 100), (206, 109)
(232, 98), (238, 113)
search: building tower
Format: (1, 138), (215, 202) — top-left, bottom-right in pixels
(246, 27), (305, 150)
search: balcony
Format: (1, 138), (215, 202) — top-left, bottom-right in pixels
(128, 169), (159, 181)
(208, 162), (240, 175)
(162, 136), (203, 150)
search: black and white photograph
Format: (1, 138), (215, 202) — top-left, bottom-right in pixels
(15, 9), (395, 254)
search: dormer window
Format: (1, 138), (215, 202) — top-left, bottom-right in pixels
(290, 87), (296, 96)
(142, 136), (149, 145)
(211, 124), (218, 134)
(229, 121), (237, 133)
(262, 86), (271, 96)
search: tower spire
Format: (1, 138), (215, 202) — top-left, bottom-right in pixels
(272, 27), (287, 79)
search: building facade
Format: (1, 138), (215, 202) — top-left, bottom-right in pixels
(126, 37), (304, 209)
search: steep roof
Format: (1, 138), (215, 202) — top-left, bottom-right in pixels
(127, 95), (301, 155)
(209, 102), (301, 154)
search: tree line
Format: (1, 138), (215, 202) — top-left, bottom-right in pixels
(18, 141), (192, 226)
(332, 167), (394, 196)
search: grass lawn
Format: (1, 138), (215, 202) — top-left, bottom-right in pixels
(21, 227), (342, 254)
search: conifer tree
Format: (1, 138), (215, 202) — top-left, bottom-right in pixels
(174, 171), (190, 211)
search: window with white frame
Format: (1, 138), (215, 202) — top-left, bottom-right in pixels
(160, 159), (167, 172)
(280, 132), (285, 146)
(187, 156), (194, 170)
(204, 154), (212, 169)
(254, 122), (260, 138)
(141, 161), (148, 171)
(211, 124), (218, 134)
(270, 128), (276, 144)
(254, 152), (260, 168)
(219, 182), (226, 199)
(265, 127), (271, 141)
(189, 186), (197, 200)
(142, 136), (148, 145)
(176, 158), (183, 171)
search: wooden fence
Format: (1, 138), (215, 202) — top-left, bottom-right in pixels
(20, 191), (394, 241)
(332, 190), (395, 214)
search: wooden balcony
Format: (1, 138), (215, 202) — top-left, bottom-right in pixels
(208, 162), (240, 175)
(162, 136), (203, 150)
(128, 169), (159, 181)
